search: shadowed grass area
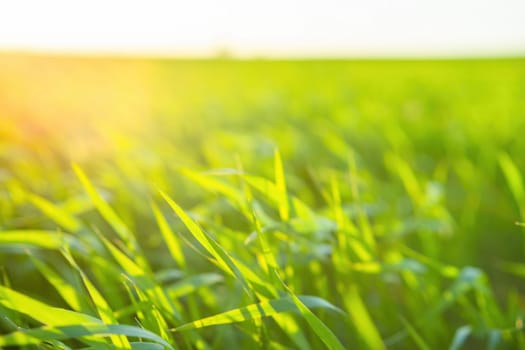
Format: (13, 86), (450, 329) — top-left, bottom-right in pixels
(1, 54), (525, 348)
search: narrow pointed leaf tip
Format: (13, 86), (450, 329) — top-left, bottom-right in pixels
(173, 295), (344, 332)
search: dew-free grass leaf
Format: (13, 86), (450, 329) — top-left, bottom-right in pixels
(286, 292), (346, 350)
(174, 295), (343, 332)
(27, 193), (82, 232)
(121, 276), (172, 344)
(0, 324), (173, 349)
(96, 233), (145, 277)
(249, 210), (314, 350)
(252, 211), (279, 281)
(340, 284), (385, 350)
(499, 152), (525, 217)
(0, 285), (101, 326)
(399, 316), (430, 350)
(181, 168), (249, 217)
(243, 176), (280, 209)
(152, 202), (186, 268)
(449, 325), (472, 350)
(155, 269), (185, 283)
(229, 256), (277, 297)
(73, 164), (137, 252)
(127, 343), (165, 350)
(160, 191), (253, 294)
(0, 230), (77, 250)
(385, 153), (423, 206)
(62, 249), (131, 349)
(93, 233), (182, 322)
(167, 273), (223, 298)
(81, 342), (166, 350)
(274, 149), (290, 221)
(28, 254), (85, 312)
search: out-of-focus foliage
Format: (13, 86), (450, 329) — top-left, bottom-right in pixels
(1, 54), (525, 349)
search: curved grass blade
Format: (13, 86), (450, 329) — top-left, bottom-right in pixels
(229, 256), (277, 298)
(181, 169), (250, 218)
(0, 285), (101, 326)
(28, 253), (86, 312)
(27, 193), (82, 232)
(94, 232), (182, 322)
(0, 230), (79, 251)
(120, 276), (172, 344)
(80, 342), (165, 350)
(62, 249), (131, 349)
(152, 202), (186, 269)
(72, 164), (141, 260)
(160, 191), (253, 296)
(251, 210), (312, 350)
(0, 324), (173, 349)
(173, 295), (343, 332)
(128, 342), (165, 350)
(166, 273), (223, 298)
(449, 325), (472, 350)
(283, 289), (346, 350)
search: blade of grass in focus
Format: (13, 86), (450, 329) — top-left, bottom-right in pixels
(173, 295), (343, 332)
(0, 324), (174, 349)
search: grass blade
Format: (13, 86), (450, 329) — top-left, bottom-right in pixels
(0, 284), (101, 326)
(0, 324), (173, 349)
(399, 316), (431, 350)
(94, 232), (183, 322)
(167, 273), (223, 298)
(340, 284), (385, 350)
(174, 295), (343, 332)
(0, 230), (78, 250)
(72, 164), (138, 255)
(499, 152), (525, 218)
(28, 253), (86, 312)
(152, 202), (186, 269)
(27, 193), (82, 232)
(449, 325), (472, 350)
(62, 249), (131, 349)
(274, 149), (290, 221)
(285, 291), (346, 350)
(160, 191), (253, 295)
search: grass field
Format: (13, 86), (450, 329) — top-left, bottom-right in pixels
(1, 54), (525, 349)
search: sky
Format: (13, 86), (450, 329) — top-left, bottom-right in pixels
(0, 0), (524, 58)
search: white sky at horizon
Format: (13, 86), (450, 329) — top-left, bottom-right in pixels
(0, 0), (524, 58)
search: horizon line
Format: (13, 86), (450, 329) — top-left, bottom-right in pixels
(2, 48), (525, 61)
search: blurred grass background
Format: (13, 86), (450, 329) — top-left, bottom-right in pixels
(1, 53), (525, 348)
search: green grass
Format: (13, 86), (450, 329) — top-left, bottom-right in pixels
(1, 55), (525, 349)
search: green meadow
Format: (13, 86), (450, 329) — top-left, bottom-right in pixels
(1, 55), (525, 349)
